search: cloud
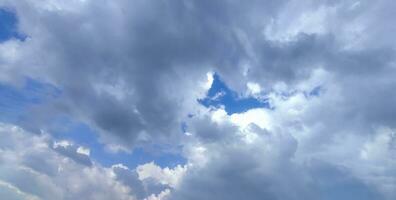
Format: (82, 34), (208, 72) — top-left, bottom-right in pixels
(172, 62), (395, 199)
(173, 100), (394, 199)
(136, 162), (186, 188)
(0, 123), (185, 200)
(51, 140), (93, 166)
(0, 0), (396, 199)
(0, 123), (133, 199)
(0, 0), (223, 148)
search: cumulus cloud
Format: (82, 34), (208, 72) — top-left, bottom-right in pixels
(0, 0), (395, 199)
(0, 0), (391, 148)
(0, 123), (185, 200)
(51, 140), (92, 166)
(174, 95), (395, 199)
(0, 0), (221, 148)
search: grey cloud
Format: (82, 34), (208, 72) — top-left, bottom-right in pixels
(0, 0), (291, 148)
(112, 166), (147, 199)
(186, 113), (239, 143)
(21, 152), (59, 176)
(307, 160), (382, 200)
(0, 123), (177, 200)
(51, 141), (93, 166)
(113, 165), (170, 199)
(172, 120), (386, 200)
(0, 0), (396, 199)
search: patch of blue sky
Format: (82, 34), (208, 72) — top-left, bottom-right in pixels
(52, 119), (186, 168)
(0, 77), (185, 169)
(198, 73), (269, 114)
(0, 7), (27, 42)
(0, 78), (60, 123)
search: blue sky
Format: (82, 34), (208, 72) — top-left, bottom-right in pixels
(0, 77), (187, 168)
(0, 8), (25, 42)
(0, 69), (267, 169)
(198, 73), (269, 114)
(0, 9), (188, 169)
(0, 78), (59, 123)
(0, 12), (268, 169)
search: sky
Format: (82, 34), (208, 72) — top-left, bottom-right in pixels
(0, 1), (395, 200)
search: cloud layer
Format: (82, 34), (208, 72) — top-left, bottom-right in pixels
(0, 0), (395, 199)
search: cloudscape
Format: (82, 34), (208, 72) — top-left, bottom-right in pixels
(0, 0), (395, 199)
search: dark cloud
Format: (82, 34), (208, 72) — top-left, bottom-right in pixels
(113, 165), (170, 199)
(173, 118), (386, 200)
(0, 0), (396, 199)
(51, 141), (93, 166)
(0, 0), (290, 148)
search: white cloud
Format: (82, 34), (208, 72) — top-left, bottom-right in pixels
(1, 0), (396, 199)
(203, 72), (214, 90)
(0, 123), (137, 200)
(53, 140), (71, 148)
(174, 84), (395, 199)
(137, 162), (187, 188)
(246, 82), (261, 95)
(0, 180), (40, 200)
(0, 123), (188, 200)
(144, 189), (170, 200)
(76, 146), (90, 156)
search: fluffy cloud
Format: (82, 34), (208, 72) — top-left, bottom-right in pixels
(0, 123), (184, 200)
(0, 123), (131, 199)
(0, 0), (221, 148)
(174, 91), (395, 199)
(0, 0), (392, 148)
(0, 0), (395, 199)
